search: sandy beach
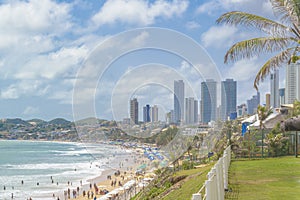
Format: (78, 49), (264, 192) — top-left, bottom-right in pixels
(53, 145), (156, 200)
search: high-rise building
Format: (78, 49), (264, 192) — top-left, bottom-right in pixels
(270, 70), (279, 108)
(185, 97), (198, 124)
(201, 79), (217, 123)
(285, 63), (300, 104)
(130, 98), (139, 124)
(279, 88), (285, 105)
(237, 104), (247, 117)
(194, 100), (198, 124)
(266, 93), (271, 109)
(151, 105), (158, 122)
(143, 104), (151, 123)
(174, 80), (184, 124)
(166, 110), (174, 124)
(221, 79), (237, 120)
(247, 92), (260, 115)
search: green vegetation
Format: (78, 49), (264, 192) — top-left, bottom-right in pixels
(132, 164), (214, 200)
(226, 157), (300, 200)
(105, 126), (179, 147)
(292, 100), (300, 117)
(161, 165), (212, 200)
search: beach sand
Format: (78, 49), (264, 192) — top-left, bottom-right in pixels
(58, 148), (151, 200)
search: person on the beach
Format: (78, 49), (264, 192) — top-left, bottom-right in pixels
(21, 180), (24, 185)
(67, 188), (70, 199)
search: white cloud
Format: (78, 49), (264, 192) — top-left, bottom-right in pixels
(225, 58), (261, 81)
(0, 0), (72, 35)
(201, 25), (238, 48)
(92, 0), (188, 27)
(196, 1), (219, 16)
(23, 106), (40, 116)
(197, 0), (273, 17)
(186, 21), (201, 29)
(1, 80), (49, 99)
(15, 46), (88, 80)
(50, 90), (73, 104)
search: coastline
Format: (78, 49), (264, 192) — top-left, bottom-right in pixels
(0, 139), (159, 200)
(0, 140), (139, 200)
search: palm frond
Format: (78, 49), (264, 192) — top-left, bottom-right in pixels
(216, 11), (289, 36)
(224, 37), (291, 63)
(271, 0), (300, 26)
(254, 47), (295, 90)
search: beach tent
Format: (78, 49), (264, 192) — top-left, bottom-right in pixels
(241, 114), (257, 136)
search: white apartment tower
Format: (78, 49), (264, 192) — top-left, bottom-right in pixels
(151, 105), (158, 122)
(270, 69), (279, 108)
(285, 63), (300, 104)
(185, 97), (199, 124)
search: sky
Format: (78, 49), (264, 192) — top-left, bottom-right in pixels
(0, 0), (286, 121)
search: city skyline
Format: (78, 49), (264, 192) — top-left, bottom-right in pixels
(127, 69), (298, 124)
(0, 0), (295, 121)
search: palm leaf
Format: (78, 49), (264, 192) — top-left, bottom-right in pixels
(216, 11), (289, 36)
(224, 37), (291, 63)
(253, 47), (295, 90)
(271, 0), (300, 26)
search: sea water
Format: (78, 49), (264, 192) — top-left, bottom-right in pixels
(0, 140), (131, 200)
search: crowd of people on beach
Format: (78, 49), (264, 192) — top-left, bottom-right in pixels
(2, 143), (160, 200)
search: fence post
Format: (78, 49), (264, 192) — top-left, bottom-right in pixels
(191, 193), (202, 200)
(193, 146), (231, 200)
(223, 150), (229, 191)
(218, 158), (224, 200)
(205, 180), (212, 200)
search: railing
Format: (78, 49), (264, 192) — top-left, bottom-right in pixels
(192, 145), (231, 200)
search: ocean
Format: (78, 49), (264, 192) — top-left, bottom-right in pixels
(0, 140), (133, 200)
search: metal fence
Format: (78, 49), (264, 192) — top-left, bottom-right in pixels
(192, 145), (231, 200)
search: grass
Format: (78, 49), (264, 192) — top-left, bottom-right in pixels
(161, 164), (213, 200)
(131, 163), (214, 200)
(226, 156), (300, 200)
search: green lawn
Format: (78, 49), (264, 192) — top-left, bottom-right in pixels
(227, 157), (300, 200)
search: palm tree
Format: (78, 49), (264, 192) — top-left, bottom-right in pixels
(217, 0), (300, 90)
(257, 105), (273, 157)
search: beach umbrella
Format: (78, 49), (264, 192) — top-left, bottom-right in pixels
(138, 164), (147, 169)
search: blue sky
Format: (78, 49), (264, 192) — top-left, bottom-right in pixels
(0, 0), (285, 121)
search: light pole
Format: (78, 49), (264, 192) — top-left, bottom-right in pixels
(261, 128), (264, 158)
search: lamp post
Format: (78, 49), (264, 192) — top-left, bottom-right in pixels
(295, 131), (298, 158)
(261, 128), (264, 158)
